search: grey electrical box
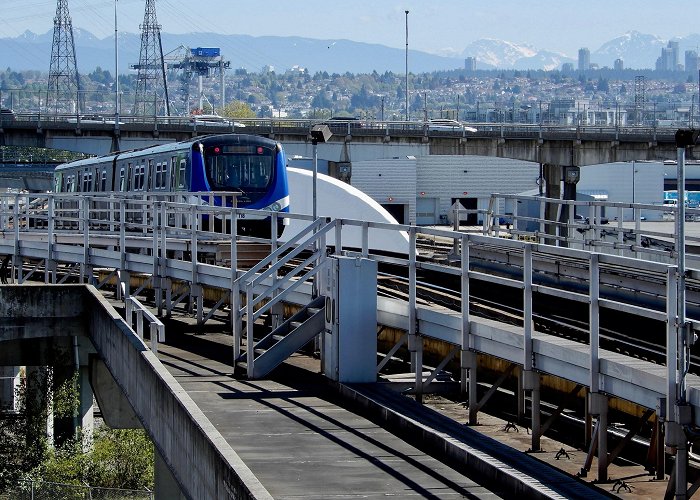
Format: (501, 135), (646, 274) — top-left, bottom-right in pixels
(323, 256), (377, 383)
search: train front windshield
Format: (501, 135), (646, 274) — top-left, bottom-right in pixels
(204, 144), (273, 191)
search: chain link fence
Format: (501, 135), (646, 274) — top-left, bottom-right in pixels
(1, 480), (153, 500)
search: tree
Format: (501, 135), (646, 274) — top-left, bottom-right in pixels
(221, 100), (256, 119)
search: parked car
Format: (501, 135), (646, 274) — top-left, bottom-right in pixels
(190, 114), (246, 128)
(322, 116), (362, 130)
(425, 119), (477, 132)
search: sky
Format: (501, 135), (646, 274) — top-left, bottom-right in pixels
(0, 0), (693, 58)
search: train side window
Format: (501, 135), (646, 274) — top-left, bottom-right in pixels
(119, 167), (126, 191)
(101, 170), (107, 191)
(127, 163), (133, 191)
(178, 159), (186, 189)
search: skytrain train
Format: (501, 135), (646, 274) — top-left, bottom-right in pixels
(53, 134), (290, 235)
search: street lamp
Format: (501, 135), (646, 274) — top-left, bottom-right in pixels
(114, 0), (119, 126)
(405, 10), (409, 121)
(310, 124), (332, 220)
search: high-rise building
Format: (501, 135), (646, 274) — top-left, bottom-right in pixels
(578, 48), (590, 72)
(686, 50), (699, 74)
(614, 58), (624, 71)
(561, 62), (574, 73)
(662, 47), (675, 71)
(668, 41), (680, 70)
(464, 57), (476, 72)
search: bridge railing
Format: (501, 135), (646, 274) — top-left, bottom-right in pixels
(0, 192), (696, 420)
(443, 193), (700, 269)
(0, 112), (682, 142)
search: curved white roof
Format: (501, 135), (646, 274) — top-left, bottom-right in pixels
(280, 167), (408, 254)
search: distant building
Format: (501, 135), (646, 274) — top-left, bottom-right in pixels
(578, 48), (590, 72)
(686, 50), (699, 74)
(561, 62), (574, 73)
(669, 41), (680, 69)
(464, 57), (477, 72)
(614, 58), (624, 71)
(657, 42), (680, 72)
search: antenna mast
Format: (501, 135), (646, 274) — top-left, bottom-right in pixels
(47, 0), (81, 114)
(132, 0), (170, 116)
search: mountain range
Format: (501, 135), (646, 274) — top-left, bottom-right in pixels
(2, 29), (700, 74)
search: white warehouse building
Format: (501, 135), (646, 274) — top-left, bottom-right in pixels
(350, 156), (541, 225)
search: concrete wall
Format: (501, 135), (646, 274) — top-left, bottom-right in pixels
(0, 285), (272, 500)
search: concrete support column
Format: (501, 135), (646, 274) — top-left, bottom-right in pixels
(44, 260), (57, 284)
(408, 333), (423, 403)
(78, 365), (94, 450)
(543, 163), (561, 245)
(517, 367), (525, 424)
(14, 255), (22, 284)
(584, 388), (593, 450)
(523, 370), (541, 451)
(589, 392), (609, 482)
(0, 366), (20, 411)
(26, 366), (53, 448)
(464, 351), (478, 425)
(154, 448), (186, 500)
(118, 270), (130, 300)
(192, 284), (203, 324)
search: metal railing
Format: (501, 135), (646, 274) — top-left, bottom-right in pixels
(0, 191), (695, 427)
(0, 112), (681, 142)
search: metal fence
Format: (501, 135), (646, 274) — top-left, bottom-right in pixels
(1, 480), (153, 500)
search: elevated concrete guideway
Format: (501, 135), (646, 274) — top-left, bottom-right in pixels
(0, 284), (271, 500)
(0, 114), (688, 165)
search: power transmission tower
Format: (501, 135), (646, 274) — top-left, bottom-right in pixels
(132, 0), (170, 117)
(47, 0), (81, 114)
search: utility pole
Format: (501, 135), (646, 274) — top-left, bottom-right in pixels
(47, 0), (81, 114)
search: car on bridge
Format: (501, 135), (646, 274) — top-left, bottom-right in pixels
(190, 114), (246, 128)
(425, 119), (477, 133)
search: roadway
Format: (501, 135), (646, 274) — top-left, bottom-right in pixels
(0, 113), (686, 165)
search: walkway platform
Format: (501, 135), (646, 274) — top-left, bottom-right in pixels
(152, 310), (615, 499)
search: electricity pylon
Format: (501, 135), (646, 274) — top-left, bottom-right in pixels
(47, 0), (81, 114)
(132, 0), (170, 117)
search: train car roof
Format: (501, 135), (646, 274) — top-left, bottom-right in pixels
(54, 134), (279, 172)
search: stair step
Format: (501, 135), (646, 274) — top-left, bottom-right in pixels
(290, 321), (303, 329)
(272, 334), (285, 342)
(237, 362), (247, 370)
(254, 348), (267, 356)
(308, 307), (322, 315)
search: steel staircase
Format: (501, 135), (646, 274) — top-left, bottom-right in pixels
(236, 296), (325, 378)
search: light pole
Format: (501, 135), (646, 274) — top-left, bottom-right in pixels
(114, 0), (120, 127)
(405, 10), (409, 121)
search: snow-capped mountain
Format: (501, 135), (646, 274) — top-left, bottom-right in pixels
(593, 31), (666, 69)
(461, 39), (573, 70)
